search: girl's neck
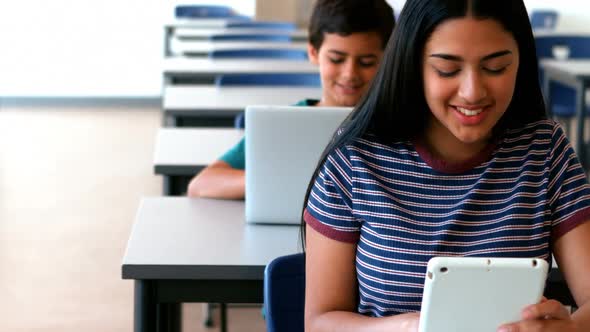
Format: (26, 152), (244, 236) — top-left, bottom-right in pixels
(423, 120), (492, 164)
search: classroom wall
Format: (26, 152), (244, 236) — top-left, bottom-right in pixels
(255, 0), (296, 22)
(0, 0), (257, 98)
(0, 0), (166, 97)
(255, 0), (312, 26)
(254, 0), (405, 28)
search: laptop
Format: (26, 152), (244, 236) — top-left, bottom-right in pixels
(245, 105), (353, 224)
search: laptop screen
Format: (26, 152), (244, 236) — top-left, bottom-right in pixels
(245, 105), (352, 224)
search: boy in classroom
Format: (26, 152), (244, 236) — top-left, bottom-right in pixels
(187, 0), (396, 199)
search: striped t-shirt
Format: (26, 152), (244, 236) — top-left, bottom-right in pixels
(304, 119), (590, 316)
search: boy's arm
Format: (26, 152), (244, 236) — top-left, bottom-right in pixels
(187, 160), (245, 200)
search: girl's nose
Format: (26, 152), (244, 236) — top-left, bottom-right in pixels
(458, 71), (487, 104)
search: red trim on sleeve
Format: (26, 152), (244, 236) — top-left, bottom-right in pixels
(304, 209), (359, 244)
(552, 206), (590, 241)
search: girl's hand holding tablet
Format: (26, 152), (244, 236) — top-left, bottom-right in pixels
(498, 298), (578, 332)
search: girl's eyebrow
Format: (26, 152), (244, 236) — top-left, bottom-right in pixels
(429, 50), (513, 62)
(481, 50), (513, 61)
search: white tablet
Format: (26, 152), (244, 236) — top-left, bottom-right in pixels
(419, 257), (548, 332)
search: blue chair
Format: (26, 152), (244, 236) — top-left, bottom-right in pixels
(530, 10), (558, 30)
(209, 34), (293, 42)
(218, 73), (321, 129)
(210, 49), (308, 60)
(234, 113), (246, 129)
(215, 73), (320, 87)
(264, 253), (305, 332)
(535, 35), (590, 133)
(175, 5), (237, 18)
(226, 21), (297, 31)
(535, 35), (590, 59)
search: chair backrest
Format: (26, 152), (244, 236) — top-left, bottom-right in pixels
(215, 73), (321, 87)
(209, 34), (293, 42)
(535, 35), (590, 59)
(530, 10), (558, 30)
(209, 49), (308, 60)
(535, 35), (590, 116)
(221, 73), (320, 129)
(226, 21), (297, 31)
(175, 5), (237, 18)
(264, 253), (305, 332)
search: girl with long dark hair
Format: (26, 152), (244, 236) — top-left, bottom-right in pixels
(303, 0), (590, 330)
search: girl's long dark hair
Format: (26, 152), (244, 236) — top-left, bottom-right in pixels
(300, 0), (547, 249)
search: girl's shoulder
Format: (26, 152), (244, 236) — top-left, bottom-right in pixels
(498, 119), (567, 157)
(329, 134), (418, 172)
(503, 119), (562, 139)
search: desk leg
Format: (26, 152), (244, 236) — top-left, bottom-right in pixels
(220, 303), (228, 332)
(171, 304), (181, 332)
(157, 303), (181, 332)
(163, 176), (172, 196)
(202, 303), (214, 327)
(163, 176), (191, 196)
(164, 27), (172, 57)
(135, 280), (156, 332)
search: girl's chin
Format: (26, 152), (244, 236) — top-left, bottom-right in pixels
(453, 131), (491, 145)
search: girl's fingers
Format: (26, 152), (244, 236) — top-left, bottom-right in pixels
(521, 299), (569, 320)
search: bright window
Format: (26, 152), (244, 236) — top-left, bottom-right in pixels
(0, 0), (254, 97)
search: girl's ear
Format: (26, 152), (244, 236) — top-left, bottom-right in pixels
(307, 43), (320, 65)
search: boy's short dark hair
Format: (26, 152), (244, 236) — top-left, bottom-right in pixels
(308, 0), (396, 50)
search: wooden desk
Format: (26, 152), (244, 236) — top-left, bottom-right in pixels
(541, 59), (590, 169)
(163, 85), (321, 127)
(122, 197), (301, 332)
(153, 128), (243, 195)
(163, 58), (318, 85)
